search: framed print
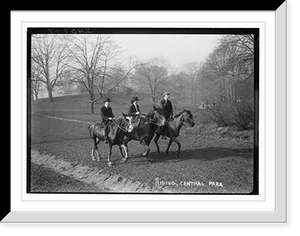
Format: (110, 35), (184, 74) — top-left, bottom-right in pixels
(4, 2), (287, 223)
(26, 27), (259, 196)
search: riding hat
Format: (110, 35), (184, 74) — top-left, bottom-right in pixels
(164, 91), (170, 96)
(131, 96), (139, 104)
(103, 98), (111, 103)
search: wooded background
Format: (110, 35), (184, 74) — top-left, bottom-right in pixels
(31, 33), (255, 129)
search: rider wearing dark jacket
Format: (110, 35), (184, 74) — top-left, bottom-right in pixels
(128, 96), (141, 117)
(100, 98), (115, 143)
(159, 92), (173, 139)
(159, 92), (173, 120)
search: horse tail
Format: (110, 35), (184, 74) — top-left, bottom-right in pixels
(88, 123), (96, 138)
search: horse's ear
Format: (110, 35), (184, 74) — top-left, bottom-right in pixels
(153, 106), (157, 110)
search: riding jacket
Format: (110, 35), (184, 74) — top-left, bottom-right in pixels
(159, 98), (173, 120)
(128, 104), (140, 117)
(100, 106), (115, 124)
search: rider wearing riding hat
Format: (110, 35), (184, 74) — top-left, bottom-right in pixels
(128, 96), (141, 117)
(100, 98), (115, 143)
(159, 91), (173, 139)
(127, 96), (142, 131)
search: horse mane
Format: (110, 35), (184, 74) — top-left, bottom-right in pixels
(115, 116), (127, 126)
(145, 109), (155, 119)
(174, 110), (186, 118)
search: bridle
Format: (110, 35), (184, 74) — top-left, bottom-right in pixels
(179, 112), (192, 127)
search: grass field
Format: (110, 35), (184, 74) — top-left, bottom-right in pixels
(30, 93), (255, 194)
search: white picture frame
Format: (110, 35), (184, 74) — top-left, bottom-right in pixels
(5, 3), (287, 223)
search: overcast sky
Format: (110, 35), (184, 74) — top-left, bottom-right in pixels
(112, 34), (223, 69)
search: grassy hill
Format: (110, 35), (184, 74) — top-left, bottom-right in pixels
(32, 92), (202, 122)
(32, 92), (253, 146)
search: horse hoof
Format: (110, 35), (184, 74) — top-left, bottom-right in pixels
(122, 158), (127, 164)
(108, 162), (112, 167)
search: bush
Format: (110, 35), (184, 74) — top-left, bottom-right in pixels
(200, 99), (254, 130)
(230, 101), (254, 130)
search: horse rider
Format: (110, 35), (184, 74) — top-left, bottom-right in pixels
(159, 91), (173, 139)
(127, 96), (142, 129)
(128, 96), (141, 118)
(100, 98), (115, 143)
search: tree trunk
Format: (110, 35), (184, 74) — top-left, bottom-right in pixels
(31, 92), (35, 106)
(90, 92), (95, 114)
(47, 88), (54, 102)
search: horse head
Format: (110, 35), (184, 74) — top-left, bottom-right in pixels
(121, 112), (134, 132)
(182, 109), (195, 127)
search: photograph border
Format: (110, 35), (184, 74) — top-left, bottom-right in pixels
(26, 27), (259, 196)
(4, 2), (287, 223)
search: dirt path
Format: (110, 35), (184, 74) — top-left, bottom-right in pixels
(31, 149), (172, 193)
(30, 113), (255, 194)
(31, 162), (104, 193)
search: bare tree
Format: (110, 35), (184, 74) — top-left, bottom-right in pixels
(63, 35), (110, 113)
(31, 34), (69, 102)
(64, 34), (138, 113)
(91, 60), (138, 104)
(31, 62), (42, 104)
(200, 34), (254, 103)
(133, 57), (169, 102)
(165, 73), (186, 110)
(180, 62), (204, 104)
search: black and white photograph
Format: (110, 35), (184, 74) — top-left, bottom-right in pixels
(5, 2), (291, 227)
(28, 28), (258, 194)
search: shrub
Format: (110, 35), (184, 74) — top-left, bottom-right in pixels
(230, 100), (254, 130)
(200, 99), (254, 130)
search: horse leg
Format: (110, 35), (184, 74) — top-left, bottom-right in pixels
(171, 137), (181, 158)
(94, 138), (101, 161)
(91, 139), (96, 161)
(91, 138), (101, 161)
(166, 137), (173, 157)
(121, 137), (131, 158)
(153, 133), (161, 154)
(107, 144), (113, 167)
(119, 146), (124, 157)
(141, 139), (150, 158)
(120, 143), (128, 163)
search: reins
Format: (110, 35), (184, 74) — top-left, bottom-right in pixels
(180, 114), (188, 127)
(175, 112), (190, 127)
(147, 118), (161, 125)
(111, 119), (130, 132)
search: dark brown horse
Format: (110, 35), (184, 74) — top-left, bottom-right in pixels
(122, 106), (166, 160)
(154, 109), (195, 158)
(88, 115), (132, 167)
